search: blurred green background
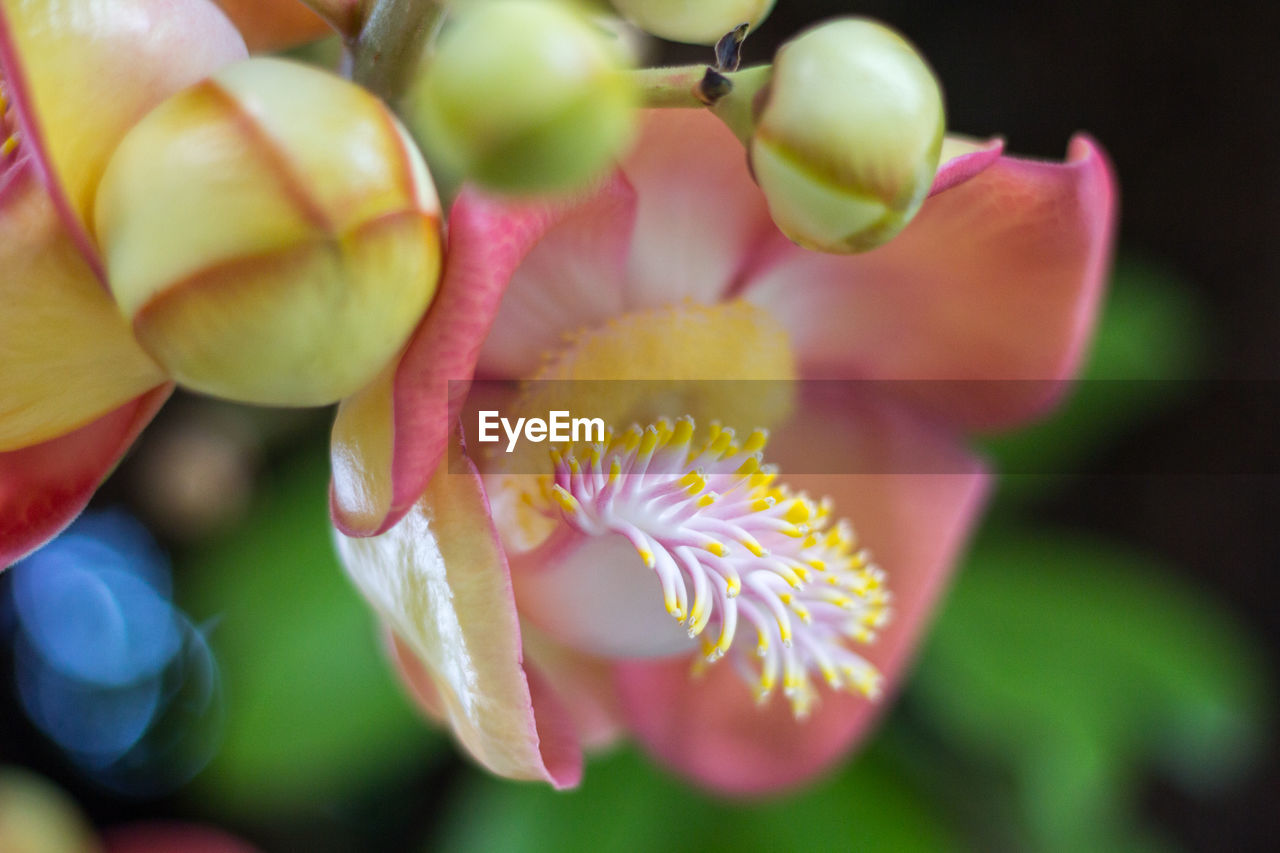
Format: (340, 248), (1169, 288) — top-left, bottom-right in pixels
(4, 0), (1278, 850)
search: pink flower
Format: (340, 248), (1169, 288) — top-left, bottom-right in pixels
(331, 109), (1116, 794)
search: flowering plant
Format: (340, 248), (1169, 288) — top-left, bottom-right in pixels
(1, 0), (1114, 795)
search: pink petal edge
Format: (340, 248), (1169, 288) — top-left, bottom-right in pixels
(0, 5), (101, 278)
(331, 191), (587, 537)
(1, 384), (171, 569)
(929, 135), (1006, 196)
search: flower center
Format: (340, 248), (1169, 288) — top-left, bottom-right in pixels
(513, 416), (890, 719)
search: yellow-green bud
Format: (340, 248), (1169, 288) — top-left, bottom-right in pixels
(751, 18), (945, 253)
(610, 0), (776, 45)
(94, 58), (442, 407)
(404, 0), (636, 194)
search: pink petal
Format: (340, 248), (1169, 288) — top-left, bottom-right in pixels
(335, 439), (580, 787)
(930, 135), (1005, 196)
(742, 135), (1117, 430)
(330, 192), (565, 537)
(103, 823), (258, 853)
(617, 387), (989, 794)
(522, 624), (627, 750)
(621, 109), (775, 308)
(476, 174), (638, 376)
(1, 385), (170, 569)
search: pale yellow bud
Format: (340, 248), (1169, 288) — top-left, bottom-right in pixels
(94, 57), (442, 407)
(404, 0), (636, 194)
(611, 0), (775, 45)
(0, 769), (98, 853)
(751, 18), (945, 253)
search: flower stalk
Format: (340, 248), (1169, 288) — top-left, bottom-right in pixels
(632, 64), (771, 145)
(349, 0), (444, 101)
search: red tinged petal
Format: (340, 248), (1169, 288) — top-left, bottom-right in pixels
(743, 136), (1117, 429)
(1, 384), (171, 569)
(616, 388), (988, 794)
(330, 192), (565, 536)
(336, 439), (581, 787)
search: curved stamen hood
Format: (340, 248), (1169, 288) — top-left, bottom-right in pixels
(512, 416), (890, 718)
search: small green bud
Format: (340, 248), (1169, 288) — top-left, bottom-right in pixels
(405, 0), (637, 194)
(610, 0), (776, 45)
(751, 18), (945, 253)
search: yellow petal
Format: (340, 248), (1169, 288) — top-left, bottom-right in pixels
(0, 0), (247, 238)
(0, 167), (165, 451)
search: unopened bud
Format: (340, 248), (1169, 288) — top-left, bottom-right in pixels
(610, 0), (775, 45)
(404, 0), (636, 194)
(94, 58), (442, 406)
(751, 18), (945, 253)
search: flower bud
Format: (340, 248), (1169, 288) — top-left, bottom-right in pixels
(403, 0), (636, 194)
(750, 18), (945, 253)
(610, 0), (775, 45)
(94, 57), (442, 407)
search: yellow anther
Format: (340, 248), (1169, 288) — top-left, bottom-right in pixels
(779, 592), (793, 604)
(724, 574), (741, 597)
(783, 499), (812, 524)
(750, 496), (775, 513)
(550, 484), (581, 514)
(638, 548), (656, 569)
(608, 458), (622, 482)
(638, 426), (660, 455)
(678, 469), (706, 494)
(567, 456), (581, 475)
(1, 135), (17, 157)
(708, 427), (735, 456)
(735, 455), (760, 476)
(696, 493), (716, 508)
(742, 429), (768, 455)
(705, 540), (728, 557)
(740, 536), (766, 557)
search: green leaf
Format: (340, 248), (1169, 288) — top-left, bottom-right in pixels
(435, 741), (955, 853)
(180, 447), (443, 818)
(911, 528), (1267, 847)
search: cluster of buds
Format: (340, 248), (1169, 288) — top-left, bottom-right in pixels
(3, 0), (951, 415)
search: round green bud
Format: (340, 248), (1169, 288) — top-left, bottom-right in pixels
(751, 18), (945, 253)
(404, 0), (637, 194)
(610, 0), (776, 45)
